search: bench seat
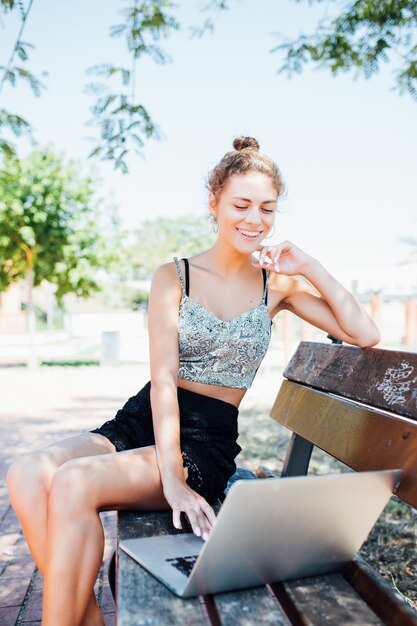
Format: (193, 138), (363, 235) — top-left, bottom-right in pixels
(115, 341), (417, 626)
(116, 475), (417, 626)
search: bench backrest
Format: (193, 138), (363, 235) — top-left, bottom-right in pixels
(270, 341), (417, 509)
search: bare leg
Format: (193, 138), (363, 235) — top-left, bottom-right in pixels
(7, 432), (116, 626)
(41, 445), (174, 626)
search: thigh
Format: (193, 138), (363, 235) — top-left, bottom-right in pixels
(53, 444), (176, 512)
(22, 432), (116, 485)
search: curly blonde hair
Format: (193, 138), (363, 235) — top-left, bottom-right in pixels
(206, 136), (285, 200)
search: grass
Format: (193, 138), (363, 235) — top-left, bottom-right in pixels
(236, 404), (417, 610)
(40, 359), (100, 366)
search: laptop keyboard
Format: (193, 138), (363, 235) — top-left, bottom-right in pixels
(165, 555), (198, 577)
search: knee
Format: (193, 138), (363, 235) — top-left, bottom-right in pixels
(48, 459), (95, 519)
(7, 454), (51, 506)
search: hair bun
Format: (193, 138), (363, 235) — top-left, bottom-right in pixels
(233, 136), (260, 152)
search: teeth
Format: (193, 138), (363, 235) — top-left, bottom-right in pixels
(238, 229), (260, 238)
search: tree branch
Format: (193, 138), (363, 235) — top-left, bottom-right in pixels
(0, 0), (35, 95)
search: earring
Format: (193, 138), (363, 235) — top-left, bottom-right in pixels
(210, 213), (219, 233)
(265, 225), (275, 239)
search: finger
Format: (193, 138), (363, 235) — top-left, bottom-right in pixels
(261, 256), (275, 270)
(201, 503), (217, 528)
(252, 248), (264, 266)
(272, 248), (282, 272)
(200, 510), (217, 541)
(172, 509), (182, 530)
(259, 246), (270, 266)
(186, 508), (201, 537)
(193, 506), (212, 541)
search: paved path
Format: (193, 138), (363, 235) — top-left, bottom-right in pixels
(0, 363), (281, 625)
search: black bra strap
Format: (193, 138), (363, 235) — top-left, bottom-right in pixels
(262, 268), (268, 305)
(182, 258), (190, 296)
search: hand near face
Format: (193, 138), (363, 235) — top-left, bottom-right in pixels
(252, 240), (313, 276)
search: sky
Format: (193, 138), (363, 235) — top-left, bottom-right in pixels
(1, 0), (416, 275)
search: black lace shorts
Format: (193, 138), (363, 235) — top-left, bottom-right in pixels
(90, 381), (242, 503)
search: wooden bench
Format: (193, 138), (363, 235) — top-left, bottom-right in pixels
(112, 340), (417, 625)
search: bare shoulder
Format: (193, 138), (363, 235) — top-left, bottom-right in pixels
(151, 260), (180, 287)
(149, 261), (183, 305)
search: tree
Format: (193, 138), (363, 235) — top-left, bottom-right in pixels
(1, 0), (415, 170)
(0, 146), (125, 364)
(0, 0), (229, 170)
(127, 215), (216, 276)
(273, 0), (417, 99)
(0, 0), (46, 155)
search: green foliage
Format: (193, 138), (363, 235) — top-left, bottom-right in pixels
(127, 215), (216, 276)
(82, 0), (228, 174)
(93, 213), (215, 310)
(0, 0), (16, 11)
(188, 0), (232, 38)
(129, 288), (149, 308)
(0, 0), (47, 156)
(272, 0), (417, 99)
(95, 280), (150, 311)
(85, 91), (160, 175)
(0, 147), (126, 304)
(0, 41), (46, 96)
(85, 0), (180, 173)
(0, 1), (230, 167)
(0, 108), (32, 152)
(40, 360), (100, 367)
(2, 0), (415, 170)
(69, 0), (231, 172)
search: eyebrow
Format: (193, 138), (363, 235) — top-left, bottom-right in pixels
(232, 196), (277, 204)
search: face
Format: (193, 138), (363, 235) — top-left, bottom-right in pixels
(209, 172), (277, 252)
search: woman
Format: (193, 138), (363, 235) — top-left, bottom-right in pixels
(7, 136), (380, 626)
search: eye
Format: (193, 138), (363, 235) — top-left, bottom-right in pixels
(234, 205), (248, 209)
(262, 208), (275, 213)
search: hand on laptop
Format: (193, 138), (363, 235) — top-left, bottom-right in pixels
(163, 479), (216, 541)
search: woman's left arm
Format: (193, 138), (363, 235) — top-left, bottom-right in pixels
(256, 241), (381, 349)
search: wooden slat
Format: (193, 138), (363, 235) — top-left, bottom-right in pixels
(118, 510), (206, 626)
(119, 510), (182, 541)
(344, 556), (417, 626)
(283, 342), (417, 421)
(270, 572), (384, 625)
(270, 380), (417, 508)
(213, 585), (287, 626)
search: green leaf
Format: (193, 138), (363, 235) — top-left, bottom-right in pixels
(0, 146), (125, 297)
(110, 23), (128, 38)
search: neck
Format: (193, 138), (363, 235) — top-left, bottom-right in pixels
(206, 238), (254, 277)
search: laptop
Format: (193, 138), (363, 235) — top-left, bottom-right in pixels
(120, 469), (402, 598)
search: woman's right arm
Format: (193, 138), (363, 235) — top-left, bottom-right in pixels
(147, 262), (216, 539)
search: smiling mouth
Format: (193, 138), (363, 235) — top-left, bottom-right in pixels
(237, 228), (263, 239)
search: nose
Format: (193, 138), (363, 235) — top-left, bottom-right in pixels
(244, 207), (262, 225)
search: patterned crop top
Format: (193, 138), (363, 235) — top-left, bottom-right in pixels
(174, 257), (272, 389)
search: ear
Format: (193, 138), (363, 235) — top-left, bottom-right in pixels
(208, 191), (217, 220)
